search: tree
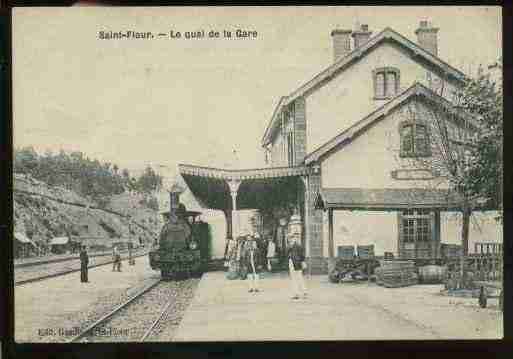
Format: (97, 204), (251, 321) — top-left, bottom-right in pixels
(396, 64), (502, 282)
(14, 146), (39, 174)
(14, 147), (132, 202)
(135, 165), (163, 195)
(439, 65), (502, 260)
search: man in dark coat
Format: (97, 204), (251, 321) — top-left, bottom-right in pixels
(80, 245), (89, 283)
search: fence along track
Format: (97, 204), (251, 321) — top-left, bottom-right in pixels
(68, 277), (162, 343)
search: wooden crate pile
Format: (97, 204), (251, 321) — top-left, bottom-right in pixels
(375, 260), (418, 288)
(357, 245), (375, 259)
(441, 244), (462, 259)
(337, 245), (355, 260)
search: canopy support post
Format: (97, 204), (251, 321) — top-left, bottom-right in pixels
(224, 209), (233, 239)
(227, 179), (242, 239)
(328, 208), (335, 274)
(300, 175), (309, 259)
(328, 208), (334, 258)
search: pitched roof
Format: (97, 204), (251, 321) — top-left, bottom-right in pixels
(178, 163), (310, 180)
(262, 27), (467, 146)
(305, 82), (476, 164)
(315, 188), (462, 210)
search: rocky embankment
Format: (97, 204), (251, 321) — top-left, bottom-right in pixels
(14, 173), (164, 249)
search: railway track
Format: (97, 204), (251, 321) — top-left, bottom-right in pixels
(15, 251), (149, 286)
(68, 277), (199, 342)
(68, 277), (163, 342)
(140, 295), (175, 341)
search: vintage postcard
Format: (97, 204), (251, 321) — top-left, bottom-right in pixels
(12, 6), (503, 343)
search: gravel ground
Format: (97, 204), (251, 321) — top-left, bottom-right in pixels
(144, 279), (200, 342)
(77, 278), (200, 342)
(27, 276), (160, 343)
(15, 256), (159, 343)
(15, 250), (147, 284)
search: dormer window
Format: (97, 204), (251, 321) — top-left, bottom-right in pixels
(373, 67), (400, 99)
(400, 120), (431, 157)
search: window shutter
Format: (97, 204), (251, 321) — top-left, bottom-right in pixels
(401, 124), (413, 155)
(376, 72), (385, 98)
(386, 72), (397, 97)
(415, 124), (429, 156)
(397, 212), (403, 258)
(430, 211), (437, 257)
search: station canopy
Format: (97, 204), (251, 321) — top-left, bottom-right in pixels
(178, 164), (310, 211)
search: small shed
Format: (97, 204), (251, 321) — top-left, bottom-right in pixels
(112, 238), (134, 251)
(14, 232), (40, 258)
(77, 237), (113, 252)
(49, 236), (72, 254)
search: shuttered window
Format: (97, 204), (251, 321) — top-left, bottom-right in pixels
(400, 122), (431, 157)
(373, 67), (400, 99)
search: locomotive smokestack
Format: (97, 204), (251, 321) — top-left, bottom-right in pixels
(170, 192), (179, 213)
(169, 182), (184, 214)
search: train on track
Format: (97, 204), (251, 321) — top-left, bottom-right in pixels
(149, 188), (210, 279)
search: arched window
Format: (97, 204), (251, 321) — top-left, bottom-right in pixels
(399, 121), (431, 157)
(373, 67), (400, 99)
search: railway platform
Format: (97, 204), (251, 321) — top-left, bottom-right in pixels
(15, 256), (158, 343)
(173, 271), (502, 341)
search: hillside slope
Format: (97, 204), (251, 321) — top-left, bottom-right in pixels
(13, 173), (163, 249)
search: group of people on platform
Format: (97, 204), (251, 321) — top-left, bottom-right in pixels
(225, 230), (308, 300)
(79, 244), (136, 283)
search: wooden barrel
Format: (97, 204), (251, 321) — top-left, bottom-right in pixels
(419, 265), (447, 284)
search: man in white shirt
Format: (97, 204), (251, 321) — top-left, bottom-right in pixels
(245, 236), (260, 293)
(266, 238), (276, 272)
(288, 235), (307, 300)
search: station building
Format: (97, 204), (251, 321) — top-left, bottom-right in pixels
(179, 21), (502, 273)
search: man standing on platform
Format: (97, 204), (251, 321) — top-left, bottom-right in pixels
(112, 246), (122, 272)
(245, 236), (260, 293)
(288, 235), (307, 300)
(266, 238), (276, 272)
(80, 245), (89, 283)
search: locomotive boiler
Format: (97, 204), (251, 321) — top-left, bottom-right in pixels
(149, 187), (209, 279)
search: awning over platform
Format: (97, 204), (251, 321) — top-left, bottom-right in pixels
(178, 164), (308, 211)
(179, 164), (309, 180)
(315, 188), (463, 211)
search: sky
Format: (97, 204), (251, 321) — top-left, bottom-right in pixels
(13, 6), (502, 181)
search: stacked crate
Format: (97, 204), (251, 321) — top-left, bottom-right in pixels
(441, 244), (462, 259)
(376, 260), (418, 288)
(357, 245), (375, 259)
(337, 245), (355, 260)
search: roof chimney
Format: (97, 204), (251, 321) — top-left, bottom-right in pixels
(415, 20), (439, 56)
(351, 23), (372, 49)
(331, 29), (352, 62)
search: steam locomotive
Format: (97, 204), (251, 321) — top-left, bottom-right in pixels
(149, 190), (209, 279)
